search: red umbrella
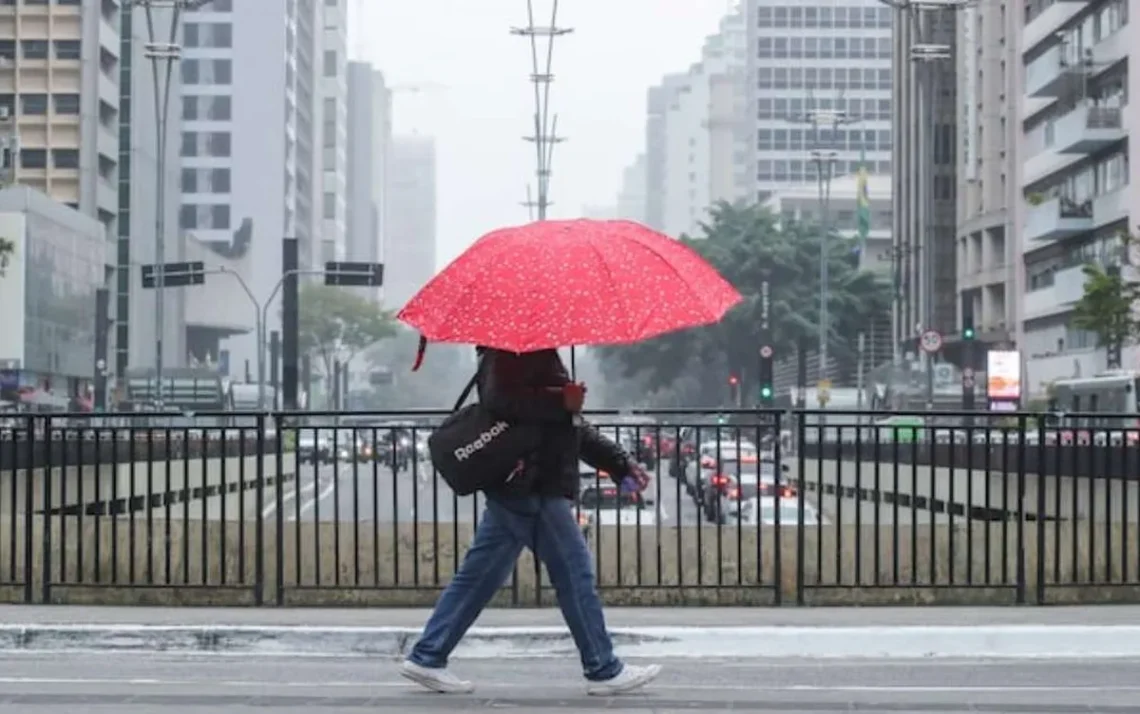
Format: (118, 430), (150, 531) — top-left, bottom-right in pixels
(398, 219), (741, 358)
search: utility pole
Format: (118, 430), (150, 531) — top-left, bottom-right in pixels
(129, 0), (213, 407)
(511, 0), (571, 221)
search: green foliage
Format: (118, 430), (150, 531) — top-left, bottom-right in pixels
(297, 282), (397, 381)
(597, 202), (891, 405)
(363, 329), (475, 409)
(1072, 263), (1140, 350)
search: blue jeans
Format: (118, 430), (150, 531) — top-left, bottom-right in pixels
(408, 494), (623, 681)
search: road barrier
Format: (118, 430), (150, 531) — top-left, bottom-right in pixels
(0, 408), (1136, 607)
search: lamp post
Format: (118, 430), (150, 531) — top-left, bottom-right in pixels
(129, 0), (215, 407)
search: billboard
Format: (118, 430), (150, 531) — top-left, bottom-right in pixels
(986, 350), (1021, 403)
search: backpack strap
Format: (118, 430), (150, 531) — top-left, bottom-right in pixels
(451, 355), (485, 411)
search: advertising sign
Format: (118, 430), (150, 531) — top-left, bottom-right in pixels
(986, 350), (1021, 401)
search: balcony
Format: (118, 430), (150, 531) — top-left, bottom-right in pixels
(1021, 264), (1087, 321)
(1025, 44), (1073, 98)
(1023, 196), (1093, 245)
(1023, 0), (1088, 55)
(1054, 104), (1124, 153)
(1093, 188), (1127, 228)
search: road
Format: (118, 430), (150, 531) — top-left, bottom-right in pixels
(259, 457), (712, 526)
(0, 651), (1136, 712)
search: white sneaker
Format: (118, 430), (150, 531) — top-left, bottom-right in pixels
(398, 660), (475, 694)
(586, 663), (662, 696)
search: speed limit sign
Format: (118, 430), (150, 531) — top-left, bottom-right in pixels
(919, 329), (943, 354)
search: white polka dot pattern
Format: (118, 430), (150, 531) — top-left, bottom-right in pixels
(396, 218), (743, 352)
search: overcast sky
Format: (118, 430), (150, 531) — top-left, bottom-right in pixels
(351, 0), (730, 269)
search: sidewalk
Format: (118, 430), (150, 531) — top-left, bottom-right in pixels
(0, 605), (1139, 659)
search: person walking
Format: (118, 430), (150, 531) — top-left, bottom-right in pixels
(400, 347), (661, 696)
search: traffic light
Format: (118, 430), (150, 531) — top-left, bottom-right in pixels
(758, 349), (775, 406)
(727, 374), (740, 407)
(962, 326), (975, 340)
(728, 375), (739, 385)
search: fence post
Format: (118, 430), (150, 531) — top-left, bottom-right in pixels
(772, 410), (783, 606)
(794, 409), (806, 606)
(274, 413), (286, 606)
(22, 415), (35, 603)
(1034, 415), (1047, 605)
(40, 415), (53, 604)
(1014, 414), (1028, 604)
(253, 413), (265, 606)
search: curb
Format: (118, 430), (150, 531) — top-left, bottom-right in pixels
(2, 624), (1140, 659)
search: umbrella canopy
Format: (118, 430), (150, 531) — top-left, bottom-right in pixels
(398, 219), (741, 354)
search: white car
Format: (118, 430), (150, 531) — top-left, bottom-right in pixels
(740, 496), (825, 526)
(577, 482), (663, 528)
(707, 459), (792, 522)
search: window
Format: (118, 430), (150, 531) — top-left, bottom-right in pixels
(208, 23), (232, 47)
(757, 128), (772, 150)
(181, 60), (200, 84)
(756, 6), (772, 26)
(52, 94), (80, 114)
(20, 94), (47, 115)
(180, 132), (198, 156)
(53, 40), (81, 60)
(52, 149), (79, 169)
(207, 132), (231, 156)
(183, 23), (200, 47)
(207, 59), (232, 84)
(323, 191), (336, 219)
(20, 149), (46, 169)
(183, 96), (199, 120)
(209, 168), (230, 192)
(211, 0), (232, 9)
(210, 204), (230, 229)
(0, 40), (13, 61)
(323, 49), (337, 77)
(181, 168), (198, 193)
(20, 40), (48, 60)
(206, 95), (231, 119)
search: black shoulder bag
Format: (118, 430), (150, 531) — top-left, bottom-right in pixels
(427, 360), (542, 496)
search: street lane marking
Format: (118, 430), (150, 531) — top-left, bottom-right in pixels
(292, 464), (354, 520)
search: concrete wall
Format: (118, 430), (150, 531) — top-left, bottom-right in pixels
(1, 519), (1133, 607)
(7, 454), (297, 514)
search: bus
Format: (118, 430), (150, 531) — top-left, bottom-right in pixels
(1047, 370), (1140, 445)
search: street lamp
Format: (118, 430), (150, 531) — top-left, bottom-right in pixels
(128, 0), (215, 407)
(788, 105), (859, 395)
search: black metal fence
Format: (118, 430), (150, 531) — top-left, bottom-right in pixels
(0, 408), (1137, 607)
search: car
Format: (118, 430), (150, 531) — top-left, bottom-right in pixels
(700, 459), (793, 523)
(739, 496), (825, 526)
(576, 481), (662, 531)
(296, 430), (332, 463)
(681, 443), (761, 498)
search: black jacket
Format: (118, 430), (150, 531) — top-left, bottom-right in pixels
(475, 347), (632, 498)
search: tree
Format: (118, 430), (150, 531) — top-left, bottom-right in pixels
(362, 329), (475, 409)
(597, 201), (891, 404)
(1072, 262), (1140, 367)
(297, 283), (397, 390)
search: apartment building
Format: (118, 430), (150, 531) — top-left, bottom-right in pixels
(345, 60), (390, 304)
(383, 135), (436, 311)
(957, 0), (1018, 350)
(178, 0), (326, 372)
(1018, 0), (1135, 394)
(319, 0), (348, 264)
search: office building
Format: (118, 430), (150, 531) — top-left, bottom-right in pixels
(956, 0), (1018, 351)
(320, 0), (348, 264)
(1017, 0), (1134, 395)
(642, 2), (894, 239)
(659, 8), (747, 238)
(615, 153), (647, 223)
(345, 61), (391, 303)
(889, 2), (959, 359)
(384, 135), (437, 310)
(0, 186), (106, 407)
(178, 0), (323, 373)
